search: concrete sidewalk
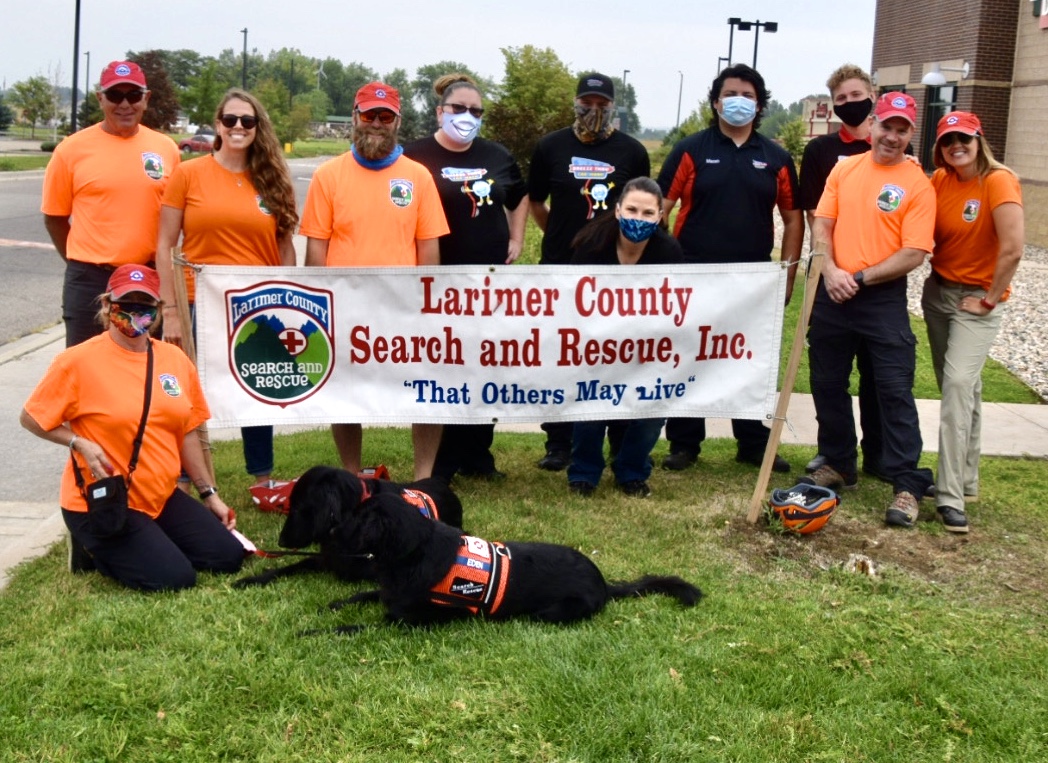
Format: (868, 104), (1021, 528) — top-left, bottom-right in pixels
(3, 325), (1048, 589)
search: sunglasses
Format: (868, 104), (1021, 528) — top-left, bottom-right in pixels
(102, 88), (146, 105)
(442, 103), (484, 119)
(355, 109), (398, 125)
(111, 302), (159, 317)
(219, 113), (259, 129)
(938, 132), (976, 147)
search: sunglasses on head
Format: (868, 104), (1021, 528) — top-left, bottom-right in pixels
(939, 132), (976, 147)
(355, 109), (398, 125)
(111, 302), (158, 316)
(102, 88), (146, 105)
(442, 103), (484, 119)
(219, 113), (259, 129)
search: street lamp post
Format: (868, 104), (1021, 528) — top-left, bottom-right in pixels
(83, 51), (90, 125)
(240, 28), (248, 89)
(622, 69), (630, 92)
(675, 70), (684, 134)
(727, 17), (752, 65)
(751, 20), (778, 69)
(727, 18), (777, 69)
(71, 0), (81, 132)
(717, 56), (729, 74)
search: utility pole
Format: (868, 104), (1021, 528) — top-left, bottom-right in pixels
(240, 28), (248, 89)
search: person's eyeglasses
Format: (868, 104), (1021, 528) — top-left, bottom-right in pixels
(939, 132), (976, 147)
(111, 302), (159, 318)
(355, 109), (398, 125)
(102, 89), (146, 105)
(219, 114), (259, 129)
(442, 103), (484, 119)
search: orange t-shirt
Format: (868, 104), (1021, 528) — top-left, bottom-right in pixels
(23, 334), (209, 518)
(815, 153), (935, 273)
(931, 168), (1023, 299)
(162, 154), (283, 300)
(41, 123), (180, 265)
(299, 151), (449, 266)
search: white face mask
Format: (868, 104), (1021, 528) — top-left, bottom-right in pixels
(441, 112), (481, 145)
(720, 95), (757, 127)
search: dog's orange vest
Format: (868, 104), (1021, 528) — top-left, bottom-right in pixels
(359, 480), (440, 521)
(428, 535), (512, 615)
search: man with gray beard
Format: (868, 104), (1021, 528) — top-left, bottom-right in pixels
(301, 81), (449, 479)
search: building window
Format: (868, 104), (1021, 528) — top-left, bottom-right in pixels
(922, 85), (956, 171)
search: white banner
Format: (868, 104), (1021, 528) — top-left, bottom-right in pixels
(196, 264), (786, 428)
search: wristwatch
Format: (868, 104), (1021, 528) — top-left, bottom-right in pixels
(198, 486), (219, 500)
(853, 270), (865, 288)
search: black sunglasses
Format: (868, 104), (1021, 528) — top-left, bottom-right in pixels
(102, 89), (146, 105)
(442, 103), (484, 119)
(219, 113), (259, 129)
(355, 109), (398, 125)
(938, 132), (976, 147)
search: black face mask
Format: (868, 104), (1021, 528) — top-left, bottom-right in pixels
(833, 98), (873, 128)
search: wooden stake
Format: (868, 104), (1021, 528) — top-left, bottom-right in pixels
(746, 254), (826, 524)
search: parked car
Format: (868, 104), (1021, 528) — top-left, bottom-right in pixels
(178, 132), (215, 153)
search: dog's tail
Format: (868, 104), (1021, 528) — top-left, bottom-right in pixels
(606, 575), (703, 607)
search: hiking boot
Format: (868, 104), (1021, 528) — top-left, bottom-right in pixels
(537, 450), (570, 471)
(937, 505), (970, 534)
(67, 532), (94, 574)
(568, 481), (596, 497)
(885, 491), (920, 528)
(618, 480), (652, 498)
(662, 450), (697, 471)
(736, 451), (790, 473)
(249, 480), (296, 514)
(798, 464), (857, 491)
(805, 453), (827, 473)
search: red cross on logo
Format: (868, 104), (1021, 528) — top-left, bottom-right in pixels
(279, 328), (307, 356)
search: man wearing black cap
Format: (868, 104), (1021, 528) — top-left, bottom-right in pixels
(528, 72), (650, 471)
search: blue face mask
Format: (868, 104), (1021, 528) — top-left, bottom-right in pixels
(720, 95), (757, 127)
(619, 216), (658, 243)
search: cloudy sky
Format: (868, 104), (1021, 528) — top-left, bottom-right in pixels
(3, 0), (876, 129)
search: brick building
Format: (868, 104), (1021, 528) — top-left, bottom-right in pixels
(872, 0), (1048, 244)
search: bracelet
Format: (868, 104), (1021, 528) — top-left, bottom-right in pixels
(980, 298), (996, 311)
(198, 486), (219, 500)
(68, 434), (80, 452)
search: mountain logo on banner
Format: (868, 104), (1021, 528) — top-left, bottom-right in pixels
(224, 282), (335, 406)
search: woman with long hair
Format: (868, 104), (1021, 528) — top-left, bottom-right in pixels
(565, 177), (684, 498)
(156, 88), (298, 505)
(404, 73), (528, 483)
(922, 112), (1024, 533)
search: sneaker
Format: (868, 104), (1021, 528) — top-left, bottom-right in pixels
(67, 532), (94, 574)
(885, 491), (920, 528)
(569, 481), (596, 497)
(937, 505), (970, 534)
(805, 453), (827, 473)
(249, 479), (296, 514)
(618, 480), (652, 498)
(798, 464), (858, 491)
(537, 450), (570, 471)
(736, 451), (790, 473)
(662, 450), (697, 471)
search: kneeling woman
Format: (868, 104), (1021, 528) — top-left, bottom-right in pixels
(566, 177), (684, 498)
(20, 265), (244, 590)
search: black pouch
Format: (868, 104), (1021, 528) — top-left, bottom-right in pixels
(84, 475), (129, 538)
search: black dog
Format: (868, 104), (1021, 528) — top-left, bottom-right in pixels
(233, 466), (462, 588)
(321, 491), (703, 632)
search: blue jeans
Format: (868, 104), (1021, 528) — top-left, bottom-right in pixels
(63, 488), (244, 591)
(568, 419), (665, 486)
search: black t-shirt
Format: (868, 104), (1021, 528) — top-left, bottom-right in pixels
(798, 130), (871, 211)
(657, 125), (799, 264)
(570, 227), (685, 266)
(404, 135), (527, 265)
(528, 128), (651, 265)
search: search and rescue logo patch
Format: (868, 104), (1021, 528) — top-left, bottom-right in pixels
(225, 282), (334, 406)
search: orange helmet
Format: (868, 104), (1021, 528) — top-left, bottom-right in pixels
(769, 484), (840, 534)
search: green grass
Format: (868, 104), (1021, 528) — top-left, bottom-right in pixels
(2, 428), (1047, 761)
(0, 155), (51, 171)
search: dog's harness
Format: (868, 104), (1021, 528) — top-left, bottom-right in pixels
(359, 481), (441, 522)
(428, 535), (512, 615)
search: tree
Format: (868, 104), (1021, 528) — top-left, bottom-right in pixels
(382, 68), (423, 142)
(9, 76), (56, 137)
(254, 77), (310, 145)
(0, 93), (13, 131)
(484, 46), (576, 174)
(320, 60), (378, 116)
(181, 60), (225, 127)
(260, 48), (315, 112)
(127, 50), (180, 131)
(76, 91), (102, 129)
(777, 118), (807, 165)
(293, 89), (331, 122)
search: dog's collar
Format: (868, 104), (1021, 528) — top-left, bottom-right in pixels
(428, 536), (512, 615)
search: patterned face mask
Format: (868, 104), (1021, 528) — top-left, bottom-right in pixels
(618, 216), (659, 243)
(110, 302), (158, 338)
(573, 104), (615, 143)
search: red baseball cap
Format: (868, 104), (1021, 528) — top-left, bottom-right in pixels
(99, 61), (148, 90)
(107, 265), (160, 301)
(936, 111), (982, 142)
(874, 91), (916, 126)
(354, 82), (400, 115)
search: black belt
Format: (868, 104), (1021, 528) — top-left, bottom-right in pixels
(931, 270), (980, 290)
